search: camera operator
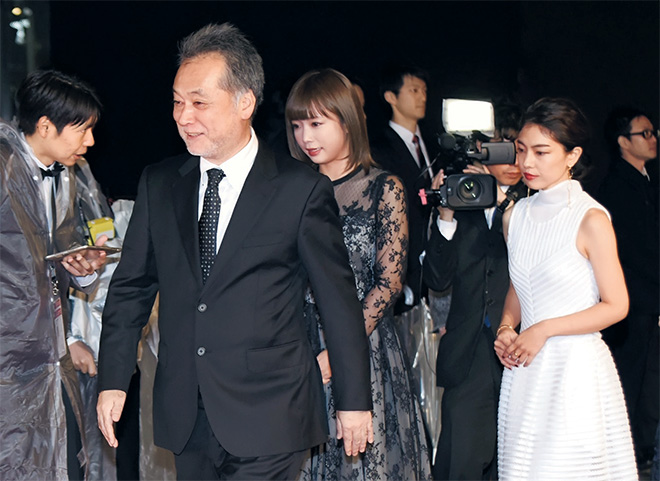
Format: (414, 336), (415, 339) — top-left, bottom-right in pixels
(424, 109), (526, 480)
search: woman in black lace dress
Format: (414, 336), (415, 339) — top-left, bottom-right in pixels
(285, 69), (431, 481)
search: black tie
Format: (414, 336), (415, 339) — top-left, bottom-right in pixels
(492, 207), (504, 235)
(199, 168), (225, 283)
(40, 162), (65, 179)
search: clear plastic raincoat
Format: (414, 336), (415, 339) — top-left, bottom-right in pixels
(70, 165), (176, 480)
(69, 157), (118, 480)
(0, 120), (89, 480)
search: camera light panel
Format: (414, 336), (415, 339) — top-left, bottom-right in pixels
(442, 99), (495, 137)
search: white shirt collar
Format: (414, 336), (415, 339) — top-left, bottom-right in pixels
(389, 120), (421, 144)
(20, 132), (52, 172)
(388, 121), (432, 174)
(199, 128), (258, 192)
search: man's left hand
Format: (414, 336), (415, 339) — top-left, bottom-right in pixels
(316, 350), (332, 384)
(336, 410), (373, 456)
(61, 235), (109, 276)
(69, 340), (97, 376)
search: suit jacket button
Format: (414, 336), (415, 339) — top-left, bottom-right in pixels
(198, 303), (207, 312)
(197, 347), (206, 356)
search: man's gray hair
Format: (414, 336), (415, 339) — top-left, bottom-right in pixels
(178, 23), (264, 111)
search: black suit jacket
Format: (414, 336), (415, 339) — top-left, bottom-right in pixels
(597, 158), (659, 314)
(98, 143), (372, 457)
(371, 126), (436, 304)
(423, 209), (509, 388)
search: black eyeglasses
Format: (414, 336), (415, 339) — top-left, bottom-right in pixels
(627, 129), (657, 140)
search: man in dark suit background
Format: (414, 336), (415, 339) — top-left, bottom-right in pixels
(371, 65), (437, 313)
(422, 109), (525, 479)
(97, 23), (373, 480)
(598, 107), (658, 472)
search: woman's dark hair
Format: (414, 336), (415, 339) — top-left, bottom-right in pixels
(16, 70), (102, 135)
(522, 97), (591, 179)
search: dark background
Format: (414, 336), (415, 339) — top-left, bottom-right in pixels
(4, 1), (659, 197)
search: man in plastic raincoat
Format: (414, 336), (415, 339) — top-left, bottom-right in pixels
(0, 70), (107, 480)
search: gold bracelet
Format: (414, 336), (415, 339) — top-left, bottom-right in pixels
(496, 324), (516, 336)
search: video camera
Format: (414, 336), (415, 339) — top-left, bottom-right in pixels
(420, 99), (516, 210)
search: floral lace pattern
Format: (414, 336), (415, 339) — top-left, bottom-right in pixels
(300, 168), (432, 481)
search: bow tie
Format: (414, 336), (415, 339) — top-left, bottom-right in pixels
(40, 163), (65, 179)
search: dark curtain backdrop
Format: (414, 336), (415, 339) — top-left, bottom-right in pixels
(47, 1), (659, 198)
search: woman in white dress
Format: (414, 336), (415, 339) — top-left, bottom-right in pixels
(494, 97), (638, 480)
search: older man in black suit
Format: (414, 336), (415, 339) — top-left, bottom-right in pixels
(97, 23), (372, 480)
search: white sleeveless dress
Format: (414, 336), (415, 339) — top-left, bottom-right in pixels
(498, 180), (637, 480)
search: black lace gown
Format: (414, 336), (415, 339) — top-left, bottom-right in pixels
(299, 167), (432, 481)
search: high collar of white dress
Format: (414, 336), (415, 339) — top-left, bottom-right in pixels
(528, 179), (581, 222)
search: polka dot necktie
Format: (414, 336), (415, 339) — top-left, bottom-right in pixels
(199, 168), (225, 283)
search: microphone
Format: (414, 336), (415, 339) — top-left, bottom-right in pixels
(438, 132), (457, 150)
(416, 133), (457, 182)
(416, 133), (456, 181)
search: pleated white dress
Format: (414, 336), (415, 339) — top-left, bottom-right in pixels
(498, 180), (638, 480)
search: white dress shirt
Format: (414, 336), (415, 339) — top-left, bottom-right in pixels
(30, 155), (58, 231)
(198, 128), (258, 254)
(389, 120), (434, 177)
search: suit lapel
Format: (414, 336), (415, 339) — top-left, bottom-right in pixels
(172, 156), (202, 285)
(203, 144), (278, 289)
(386, 127), (423, 176)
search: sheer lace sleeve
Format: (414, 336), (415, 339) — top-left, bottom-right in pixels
(363, 174), (408, 335)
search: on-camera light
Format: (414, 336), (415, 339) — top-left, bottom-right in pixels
(442, 99), (495, 137)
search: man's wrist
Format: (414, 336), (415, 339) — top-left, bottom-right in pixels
(67, 335), (86, 346)
(76, 271), (98, 287)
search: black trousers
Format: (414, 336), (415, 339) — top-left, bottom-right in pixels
(116, 368), (141, 480)
(63, 383), (84, 481)
(432, 328), (501, 481)
(174, 394), (307, 480)
(604, 311), (660, 464)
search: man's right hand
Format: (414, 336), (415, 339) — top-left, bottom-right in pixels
(97, 389), (127, 447)
(336, 410), (374, 456)
(432, 169), (455, 221)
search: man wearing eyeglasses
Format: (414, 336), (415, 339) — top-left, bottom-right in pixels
(598, 107), (658, 475)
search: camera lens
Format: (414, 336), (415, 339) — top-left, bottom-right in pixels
(458, 178), (482, 201)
